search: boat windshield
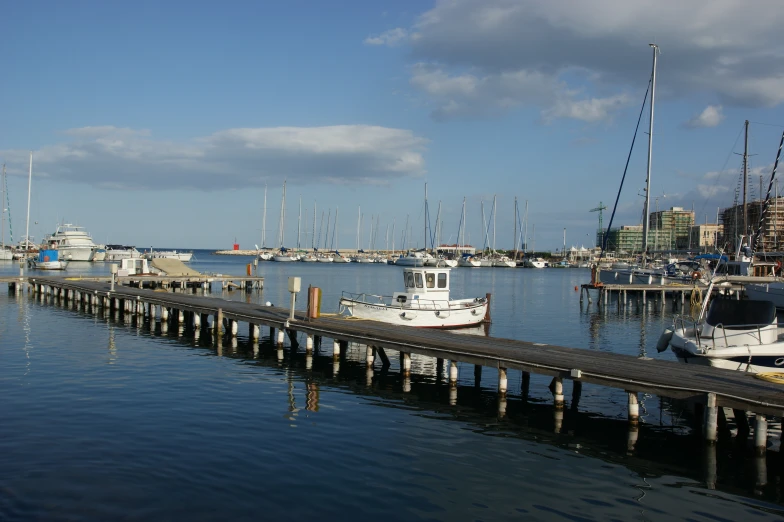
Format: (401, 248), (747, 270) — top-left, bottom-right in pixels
(706, 299), (775, 329)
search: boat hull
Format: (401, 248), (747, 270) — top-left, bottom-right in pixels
(745, 282), (784, 309)
(339, 297), (488, 328)
(57, 246), (94, 262)
(273, 255), (298, 262)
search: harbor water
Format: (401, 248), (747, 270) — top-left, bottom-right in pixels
(1, 251), (783, 520)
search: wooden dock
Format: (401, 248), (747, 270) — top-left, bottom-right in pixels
(1, 274), (263, 292)
(13, 276), (784, 451)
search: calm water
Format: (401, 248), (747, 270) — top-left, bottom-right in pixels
(1, 251), (783, 521)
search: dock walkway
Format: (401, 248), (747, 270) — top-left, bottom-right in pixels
(18, 276), (784, 449)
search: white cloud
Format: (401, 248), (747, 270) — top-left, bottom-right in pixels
(0, 125), (428, 191)
(373, 0), (784, 121)
(364, 28), (408, 46)
(684, 105), (724, 128)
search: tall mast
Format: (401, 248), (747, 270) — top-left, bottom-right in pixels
(492, 195), (497, 253)
(434, 201), (442, 251)
(312, 201), (316, 250)
(356, 206), (361, 252)
(641, 43), (659, 265)
(461, 197), (466, 253)
(424, 183), (428, 251)
(278, 180), (286, 248)
(391, 218), (395, 253)
(297, 196), (302, 249)
(513, 197), (518, 261)
(743, 119), (749, 240)
(334, 207), (339, 251)
(262, 184), (267, 249)
(524, 200), (528, 253)
(325, 209), (331, 250)
(25, 152), (32, 251)
(1, 164), (5, 248)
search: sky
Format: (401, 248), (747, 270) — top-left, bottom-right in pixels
(2, 0), (784, 252)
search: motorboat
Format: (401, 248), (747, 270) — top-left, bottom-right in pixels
(745, 282), (784, 309)
(105, 244), (142, 261)
(457, 254), (481, 267)
(394, 251), (427, 267)
(92, 246), (106, 262)
(338, 265), (489, 328)
(44, 223), (101, 262)
(660, 297), (784, 375)
(143, 249), (193, 262)
(28, 248), (68, 270)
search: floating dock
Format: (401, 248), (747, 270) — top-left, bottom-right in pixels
(11, 276), (784, 452)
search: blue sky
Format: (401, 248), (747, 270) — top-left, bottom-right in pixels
(2, 0), (784, 251)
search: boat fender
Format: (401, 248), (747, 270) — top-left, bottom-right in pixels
(656, 328), (674, 352)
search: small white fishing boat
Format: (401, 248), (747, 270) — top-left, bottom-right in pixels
(143, 249), (193, 262)
(28, 248), (68, 270)
(339, 265), (489, 328)
(660, 298), (784, 375)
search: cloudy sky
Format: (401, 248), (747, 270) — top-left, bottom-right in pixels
(2, 0), (784, 250)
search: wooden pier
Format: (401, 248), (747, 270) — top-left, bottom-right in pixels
(12, 275), (784, 451)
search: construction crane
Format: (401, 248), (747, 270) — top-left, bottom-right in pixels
(590, 202), (607, 248)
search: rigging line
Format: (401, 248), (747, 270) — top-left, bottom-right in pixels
(752, 130), (784, 252)
(692, 122), (745, 228)
(749, 121), (784, 129)
(600, 76), (651, 259)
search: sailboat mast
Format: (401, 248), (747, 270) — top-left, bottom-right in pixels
(641, 44), (658, 265)
(424, 183), (428, 252)
(325, 209), (331, 250)
(513, 197), (518, 260)
(1, 164), (5, 248)
(524, 200), (528, 253)
(356, 206), (361, 252)
(297, 196), (301, 249)
(278, 181), (286, 248)
(334, 207), (339, 251)
(492, 195), (497, 253)
(461, 197), (466, 254)
(743, 119), (749, 240)
(312, 201), (316, 250)
(25, 152), (32, 251)
(262, 184), (267, 249)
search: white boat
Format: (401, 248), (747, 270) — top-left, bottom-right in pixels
(745, 281), (784, 308)
(492, 256), (516, 268)
(105, 244), (142, 261)
(258, 251), (273, 261)
(273, 252), (299, 262)
(395, 251), (426, 267)
(143, 249), (193, 262)
(0, 165), (13, 260)
(28, 248), (68, 270)
(300, 253), (318, 262)
(523, 257), (547, 268)
(44, 223), (101, 261)
(458, 255), (481, 268)
(92, 246), (106, 262)
(597, 265), (665, 285)
(339, 266), (489, 328)
(332, 253), (351, 263)
(661, 297), (784, 375)
(317, 254), (334, 263)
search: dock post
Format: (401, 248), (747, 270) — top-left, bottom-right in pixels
(498, 367), (508, 396)
(552, 377), (564, 409)
(661, 290), (665, 309)
(366, 345), (374, 367)
(704, 393), (718, 444)
(178, 309), (185, 323)
(306, 334), (313, 353)
(627, 391), (640, 425)
(229, 320), (238, 337)
(449, 361), (458, 386)
(474, 365), (482, 388)
(215, 308), (223, 333)
(161, 307), (169, 322)
(642, 290), (646, 306)
(521, 371), (530, 401)
(276, 329), (284, 346)
(193, 313), (201, 329)
(704, 444), (717, 490)
(333, 340), (341, 358)
(754, 414), (768, 455)
(251, 324), (260, 341)
(401, 352), (411, 376)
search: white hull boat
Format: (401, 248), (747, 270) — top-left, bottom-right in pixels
(317, 255), (334, 263)
(339, 266), (489, 328)
(492, 258), (516, 268)
(273, 255), (298, 262)
(258, 252), (273, 261)
(105, 245), (142, 261)
(333, 255), (351, 263)
(0, 248), (13, 261)
(523, 258), (546, 268)
(661, 298), (784, 375)
(28, 249), (68, 270)
(144, 250), (193, 262)
(458, 256), (481, 268)
(44, 223), (100, 262)
(395, 251), (427, 267)
(745, 282), (784, 309)
(300, 254), (318, 262)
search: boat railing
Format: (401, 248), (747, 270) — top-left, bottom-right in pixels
(340, 291), (451, 310)
(341, 291), (389, 304)
(674, 314), (770, 349)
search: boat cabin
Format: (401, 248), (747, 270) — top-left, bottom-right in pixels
(117, 257), (151, 276)
(393, 267), (451, 304)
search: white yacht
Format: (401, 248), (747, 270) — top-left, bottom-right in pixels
(44, 224), (101, 262)
(339, 265), (489, 328)
(143, 249), (193, 262)
(105, 244), (142, 261)
(395, 251), (427, 267)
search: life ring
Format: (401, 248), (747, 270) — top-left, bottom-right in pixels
(691, 271), (701, 280)
(776, 260), (782, 274)
(43, 255), (50, 262)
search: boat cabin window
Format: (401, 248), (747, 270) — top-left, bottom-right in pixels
(438, 273), (447, 288)
(405, 272), (414, 288)
(415, 273), (423, 288)
(425, 273), (435, 288)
